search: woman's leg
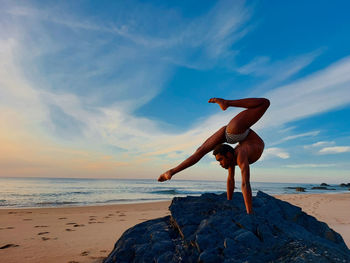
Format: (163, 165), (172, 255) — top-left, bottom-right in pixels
(158, 126), (226, 182)
(209, 98), (270, 134)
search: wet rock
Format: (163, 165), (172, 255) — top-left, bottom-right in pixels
(104, 191), (350, 263)
(286, 186), (306, 192)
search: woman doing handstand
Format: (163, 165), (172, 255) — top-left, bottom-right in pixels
(158, 98), (270, 214)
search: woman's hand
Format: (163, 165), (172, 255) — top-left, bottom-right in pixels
(158, 170), (172, 182)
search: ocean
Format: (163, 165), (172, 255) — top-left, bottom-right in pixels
(0, 177), (348, 208)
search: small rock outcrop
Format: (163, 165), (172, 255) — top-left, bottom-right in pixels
(104, 192), (350, 263)
(286, 186), (306, 192)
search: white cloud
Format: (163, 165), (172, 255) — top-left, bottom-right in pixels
(262, 56), (350, 126)
(270, 130), (320, 146)
(319, 146), (350, 154)
(0, 1), (255, 157)
(2, 1), (350, 179)
(285, 163), (336, 168)
(304, 141), (335, 149)
(260, 148), (290, 160)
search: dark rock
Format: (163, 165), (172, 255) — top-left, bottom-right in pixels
(104, 192), (350, 263)
(340, 183), (350, 187)
(320, 183), (330, 186)
(286, 186), (306, 192)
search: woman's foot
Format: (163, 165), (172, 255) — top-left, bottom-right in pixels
(208, 98), (228, 111)
(158, 170), (173, 182)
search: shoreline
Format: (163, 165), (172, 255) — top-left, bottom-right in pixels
(0, 193), (349, 263)
(1, 189), (349, 210)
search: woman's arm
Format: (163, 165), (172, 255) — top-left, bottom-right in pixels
(227, 166), (235, 200)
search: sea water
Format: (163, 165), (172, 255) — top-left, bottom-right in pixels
(0, 177), (348, 208)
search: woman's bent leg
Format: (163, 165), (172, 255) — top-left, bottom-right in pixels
(226, 98), (270, 133)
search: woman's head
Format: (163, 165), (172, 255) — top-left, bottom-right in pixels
(213, 144), (235, 169)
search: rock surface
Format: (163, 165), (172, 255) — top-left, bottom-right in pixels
(104, 191), (350, 263)
(286, 187), (306, 192)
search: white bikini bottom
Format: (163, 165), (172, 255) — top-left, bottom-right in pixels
(225, 129), (250, 144)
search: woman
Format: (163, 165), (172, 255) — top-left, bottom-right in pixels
(158, 98), (270, 213)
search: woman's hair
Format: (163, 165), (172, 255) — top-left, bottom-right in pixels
(213, 144), (235, 156)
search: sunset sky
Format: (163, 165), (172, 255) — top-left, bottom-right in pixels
(1, 0), (350, 183)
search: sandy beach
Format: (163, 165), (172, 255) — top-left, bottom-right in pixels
(0, 201), (171, 263)
(1, 193), (349, 263)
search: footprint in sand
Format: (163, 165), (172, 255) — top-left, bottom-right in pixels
(88, 222), (97, 224)
(34, 225), (48, 228)
(100, 250), (107, 253)
(66, 229), (75, 232)
(66, 223), (78, 225)
(0, 227), (15, 230)
(118, 214), (126, 217)
(80, 251), (89, 256)
(8, 212), (17, 214)
(41, 237), (50, 241)
(116, 211), (126, 214)
(68, 261), (79, 263)
(0, 244), (19, 249)
(23, 219), (33, 221)
(58, 217), (67, 220)
(38, 232), (49, 235)
(73, 224), (85, 227)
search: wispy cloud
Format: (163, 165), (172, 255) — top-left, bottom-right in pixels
(238, 49), (322, 90)
(253, 55), (350, 131)
(2, 1), (350, 180)
(285, 163), (336, 168)
(0, 0), (256, 177)
(270, 130), (320, 146)
(260, 148), (290, 160)
(304, 141), (335, 149)
(319, 146), (350, 154)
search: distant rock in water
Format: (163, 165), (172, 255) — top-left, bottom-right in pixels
(104, 192), (350, 263)
(320, 183), (330, 186)
(286, 186), (306, 192)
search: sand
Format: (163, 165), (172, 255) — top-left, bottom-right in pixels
(0, 193), (349, 263)
(274, 193), (350, 247)
(0, 201), (171, 263)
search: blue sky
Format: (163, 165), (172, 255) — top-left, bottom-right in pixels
(0, 0), (349, 183)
